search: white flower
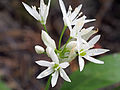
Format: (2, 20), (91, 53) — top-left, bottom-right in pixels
(41, 30), (56, 50)
(76, 32), (109, 71)
(35, 47), (71, 87)
(22, 0), (51, 24)
(35, 45), (45, 54)
(59, 0), (95, 31)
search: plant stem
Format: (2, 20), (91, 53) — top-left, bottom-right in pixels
(43, 24), (48, 33)
(45, 75), (52, 90)
(58, 26), (67, 49)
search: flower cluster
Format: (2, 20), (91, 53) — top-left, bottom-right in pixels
(22, 0), (109, 87)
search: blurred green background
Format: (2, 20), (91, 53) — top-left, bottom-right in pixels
(0, 0), (120, 90)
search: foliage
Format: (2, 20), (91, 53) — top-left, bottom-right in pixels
(61, 53), (120, 90)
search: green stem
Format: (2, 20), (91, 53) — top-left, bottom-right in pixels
(43, 24), (48, 33)
(58, 26), (67, 50)
(64, 37), (72, 48)
(45, 75), (52, 90)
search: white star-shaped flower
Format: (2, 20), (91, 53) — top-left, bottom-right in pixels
(76, 32), (109, 71)
(22, 0), (51, 25)
(59, 0), (95, 31)
(36, 47), (71, 87)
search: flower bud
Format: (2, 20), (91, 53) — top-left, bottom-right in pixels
(35, 45), (45, 54)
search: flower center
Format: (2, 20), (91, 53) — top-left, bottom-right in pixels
(53, 64), (60, 70)
(79, 49), (86, 56)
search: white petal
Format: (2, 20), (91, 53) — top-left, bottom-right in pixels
(44, 0), (51, 24)
(88, 35), (101, 48)
(82, 29), (98, 41)
(59, 0), (67, 17)
(66, 41), (77, 50)
(81, 26), (94, 36)
(35, 60), (52, 67)
(60, 62), (69, 68)
(70, 4), (82, 21)
(35, 45), (44, 54)
(51, 71), (59, 87)
(41, 30), (56, 49)
(77, 32), (83, 51)
(70, 16), (85, 38)
(84, 55), (104, 64)
(71, 15), (86, 25)
(37, 67), (53, 79)
(60, 68), (71, 82)
(46, 47), (59, 64)
(78, 56), (85, 72)
(85, 19), (96, 23)
(22, 2), (41, 21)
(86, 49), (110, 56)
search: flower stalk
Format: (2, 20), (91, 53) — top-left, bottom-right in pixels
(58, 26), (67, 49)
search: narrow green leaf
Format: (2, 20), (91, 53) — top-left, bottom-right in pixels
(61, 54), (120, 90)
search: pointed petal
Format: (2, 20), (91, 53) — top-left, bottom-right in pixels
(36, 67), (53, 79)
(41, 30), (56, 49)
(81, 26), (94, 36)
(71, 16), (86, 38)
(22, 2), (41, 21)
(46, 47), (59, 64)
(88, 35), (101, 48)
(60, 68), (71, 82)
(35, 60), (52, 67)
(86, 49), (110, 56)
(60, 62), (69, 68)
(82, 29), (98, 41)
(78, 56), (85, 72)
(44, 0), (51, 24)
(85, 19), (96, 23)
(70, 4), (82, 21)
(66, 41), (77, 50)
(77, 32), (83, 51)
(84, 55), (104, 64)
(59, 0), (67, 17)
(51, 71), (59, 87)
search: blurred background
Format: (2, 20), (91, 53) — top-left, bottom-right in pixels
(0, 0), (120, 90)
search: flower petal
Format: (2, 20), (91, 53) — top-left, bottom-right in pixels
(60, 62), (69, 68)
(22, 2), (41, 21)
(84, 55), (104, 64)
(88, 35), (101, 48)
(41, 30), (56, 50)
(86, 49), (110, 56)
(35, 60), (52, 67)
(51, 71), (59, 87)
(59, 0), (67, 17)
(70, 4), (82, 21)
(36, 67), (53, 79)
(78, 56), (85, 72)
(82, 29), (98, 41)
(46, 47), (59, 64)
(44, 0), (51, 24)
(60, 68), (71, 82)
(81, 26), (94, 36)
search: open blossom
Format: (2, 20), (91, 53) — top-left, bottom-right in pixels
(76, 32), (109, 71)
(35, 47), (71, 87)
(59, 0), (95, 31)
(22, 0), (51, 25)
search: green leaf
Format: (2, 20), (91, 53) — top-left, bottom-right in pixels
(61, 53), (120, 90)
(0, 80), (11, 90)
